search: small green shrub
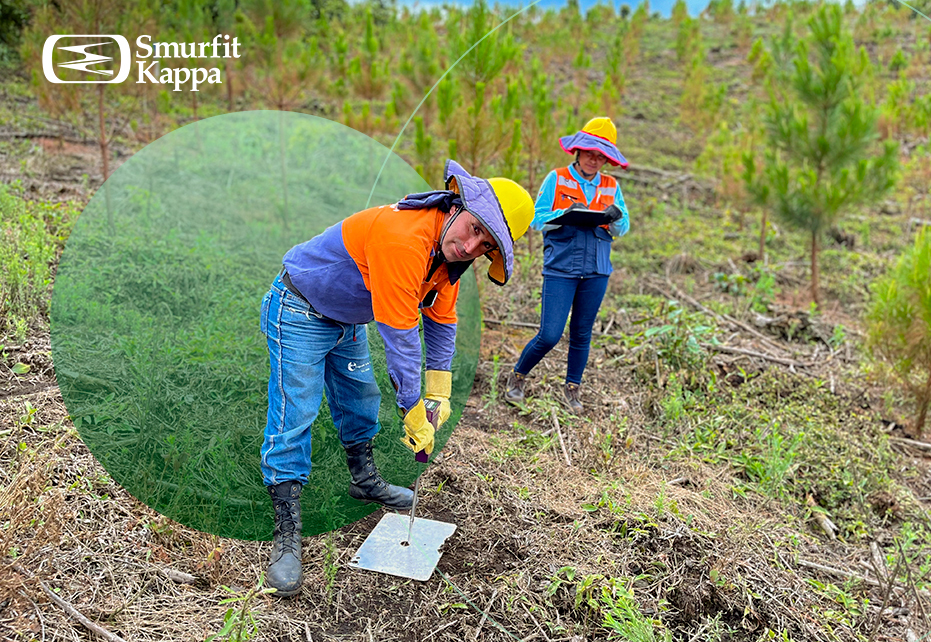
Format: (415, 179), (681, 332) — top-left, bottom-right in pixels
(207, 573), (276, 642)
(601, 584), (672, 642)
(889, 48), (908, 72)
(643, 302), (716, 373)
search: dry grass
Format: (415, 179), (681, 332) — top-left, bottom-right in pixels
(2, 370), (929, 641)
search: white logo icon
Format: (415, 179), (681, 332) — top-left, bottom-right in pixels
(42, 35), (131, 84)
(347, 361), (370, 373)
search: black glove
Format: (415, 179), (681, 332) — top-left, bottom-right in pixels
(603, 204), (623, 223)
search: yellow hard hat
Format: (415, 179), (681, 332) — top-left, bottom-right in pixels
(582, 117), (618, 144)
(488, 177), (534, 242)
(559, 116), (628, 168)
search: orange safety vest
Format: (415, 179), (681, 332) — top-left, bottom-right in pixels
(340, 205), (459, 330)
(552, 166), (617, 212)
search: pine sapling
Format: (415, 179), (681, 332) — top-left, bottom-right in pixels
(743, 4), (898, 307)
(867, 228), (931, 437)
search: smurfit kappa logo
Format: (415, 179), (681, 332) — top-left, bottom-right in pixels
(42, 35), (131, 84)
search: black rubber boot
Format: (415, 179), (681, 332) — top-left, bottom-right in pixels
(564, 383), (584, 414)
(345, 440), (414, 510)
(267, 481), (303, 597)
(504, 370), (527, 406)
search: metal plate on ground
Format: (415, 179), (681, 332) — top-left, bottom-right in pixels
(349, 512), (457, 581)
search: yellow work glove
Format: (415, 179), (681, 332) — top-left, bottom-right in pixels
(401, 400), (435, 456)
(424, 370), (452, 428)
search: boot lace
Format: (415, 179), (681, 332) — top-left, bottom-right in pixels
(273, 499), (301, 555)
(361, 443), (389, 490)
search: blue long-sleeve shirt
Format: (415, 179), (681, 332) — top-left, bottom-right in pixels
(532, 165), (630, 277)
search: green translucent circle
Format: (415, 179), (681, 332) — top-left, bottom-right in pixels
(50, 111), (481, 540)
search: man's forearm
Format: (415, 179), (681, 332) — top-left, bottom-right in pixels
(422, 315), (456, 371)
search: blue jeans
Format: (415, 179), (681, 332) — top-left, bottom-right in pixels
(260, 273), (381, 486)
(514, 274), (609, 385)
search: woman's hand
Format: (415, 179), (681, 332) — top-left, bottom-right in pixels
(603, 204), (623, 223)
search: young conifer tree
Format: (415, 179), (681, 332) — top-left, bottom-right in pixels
(675, 16), (701, 65)
(671, 0), (688, 27)
(242, 0), (311, 111)
(500, 119), (524, 185)
(522, 58), (555, 194)
(215, 0), (239, 112)
(240, 0), (312, 229)
(450, 0), (519, 86)
(448, 1), (517, 176)
(348, 8), (387, 100)
(605, 26), (627, 97)
(868, 228), (931, 437)
(629, 0), (649, 40)
(570, 40), (591, 117)
(413, 116), (436, 185)
(436, 77), (460, 128)
(743, 4), (898, 307)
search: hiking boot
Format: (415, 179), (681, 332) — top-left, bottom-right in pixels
(345, 440), (414, 510)
(505, 371), (527, 405)
(564, 383), (584, 414)
(267, 481), (303, 597)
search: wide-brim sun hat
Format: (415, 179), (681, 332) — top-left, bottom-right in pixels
(559, 116), (629, 169)
(444, 160), (533, 286)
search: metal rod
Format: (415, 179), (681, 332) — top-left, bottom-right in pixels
(406, 475), (421, 545)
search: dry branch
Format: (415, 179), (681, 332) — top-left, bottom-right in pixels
(806, 495), (837, 540)
(890, 436), (931, 452)
(12, 563), (127, 642)
(797, 559), (880, 587)
(867, 542), (903, 642)
(896, 537), (929, 626)
(551, 409), (571, 467)
(160, 567), (198, 585)
(18, 590), (45, 642)
(485, 318), (538, 330)
(702, 343), (812, 368)
(473, 589), (498, 641)
(422, 618), (460, 640)
(39, 581), (129, 642)
(869, 541), (889, 584)
(521, 602), (552, 642)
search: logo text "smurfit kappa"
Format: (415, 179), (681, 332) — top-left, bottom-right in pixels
(135, 34), (241, 91)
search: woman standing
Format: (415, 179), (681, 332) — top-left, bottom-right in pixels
(505, 117), (630, 413)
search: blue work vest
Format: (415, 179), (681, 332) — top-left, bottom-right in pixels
(542, 225), (614, 277)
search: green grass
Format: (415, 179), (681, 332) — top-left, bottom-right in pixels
(0, 182), (76, 341)
(665, 369), (912, 539)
